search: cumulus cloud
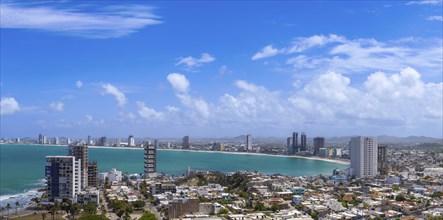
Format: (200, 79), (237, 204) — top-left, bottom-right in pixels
(167, 73), (190, 93)
(158, 67), (441, 136)
(175, 53), (215, 68)
(0, 4), (161, 38)
(136, 101), (165, 121)
(75, 80), (83, 88)
(0, 97), (20, 115)
(166, 73), (210, 119)
(102, 83), (127, 107)
(289, 67), (443, 126)
(427, 16), (443, 21)
(49, 102), (64, 112)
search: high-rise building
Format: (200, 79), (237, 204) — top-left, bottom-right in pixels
(97, 136), (107, 146)
(87, 162), (99, 187)
(287, 137), (292, 155)
(144, 140), (157, 177)
(300, 132), (307, 152)
(313, 137), (325, 156)
(350, 137), (378, 178)
(292, 132), (298, 153)
(87, 135), (92, 145)
(377, 144), (388, 176)
(128, 135), (135, 147)
(246, 134), (252, 152)
(68, 145), (88, 189)
(116, 138), (121, 147)
(67, 138), (72, 145)
(39, 134), (47, 144)
(54, 137), (60, 145)
(182, 136), (190, 149)
(45, 156), (81, 201)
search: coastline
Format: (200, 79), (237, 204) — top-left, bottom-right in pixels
(159, 148), (350, 165)
(1, 143), (349, 165)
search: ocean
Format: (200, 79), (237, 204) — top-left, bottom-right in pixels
(0, 144), (347, 207)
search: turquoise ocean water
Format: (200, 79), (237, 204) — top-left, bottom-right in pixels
(0, 144), (347, 206)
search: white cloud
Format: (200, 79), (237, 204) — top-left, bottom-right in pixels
(254, 34), (442, 78)
(160, 67), (441, 136)
(406, 0), (442, 5)
(75, 80), (83, 88)
(166, 73), (210, 119)
(427, 16), (443, 21)
(49, 102), (64, 112)
(102, 83), (127, 107)
(175, 53), (215, 68)
(252, 34), (345, 60)
(86, 114), (94, 122)
(167, 73), (190, 93)
(0, 97), (20, 115)
(289, 67), (443, 126)
(0, 4), (161, 38)
(136, 101), (165, 121)
(252, 45), (281, 60)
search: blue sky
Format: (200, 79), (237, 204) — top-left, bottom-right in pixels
(1, 0), (442, 139)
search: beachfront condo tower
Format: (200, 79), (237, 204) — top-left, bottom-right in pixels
(45, 156), (81, 201)
(350, 136), (378, 178)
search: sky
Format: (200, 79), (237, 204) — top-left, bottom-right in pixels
(0, 0), (442, 139)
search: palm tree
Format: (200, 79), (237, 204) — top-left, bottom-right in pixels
(15, 201), (20, 215)
(42, 212), (47, 220)
(70, 203), (81, 220)
(6, 203), (11, 216)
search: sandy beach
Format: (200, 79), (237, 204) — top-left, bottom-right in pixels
(2, 143), (349, 165)
(158, 148), (350, 165)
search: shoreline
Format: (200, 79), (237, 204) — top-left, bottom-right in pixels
(1, 143), (349, 165)
(159, 148), (350, 165)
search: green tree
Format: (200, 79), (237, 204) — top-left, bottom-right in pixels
(70, 203), (81, 219)
(139, 212), (156, 220)
(217, 208), (229, 216)
(15, 201), (20, 215)
(6, 203), (11, 216)
(431, 192), (442, 198)
(83, 202), (97, 215)
(41, 212), (46, 220)
(311, 211), (318, 219)
(254, 202), (266, 211)
(132, 200), (146, 210)
(271, 204), (279, 213)
(395, 194), (406, 202)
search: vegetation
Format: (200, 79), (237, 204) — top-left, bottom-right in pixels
(395, 194), (406, 202)
(430, 192), (442, 198)
(138, 211), (156, 220)
(132, 200), (146, 210)
(108, 200), (133, 219)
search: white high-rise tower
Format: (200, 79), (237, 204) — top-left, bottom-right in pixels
(350, 136), (378, 178)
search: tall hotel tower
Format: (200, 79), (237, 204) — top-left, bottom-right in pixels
(68, 144), (88, 189)
(45, 156), (81, 201)
(144, 140), (157, 178)
(292, 132), (298, 153)
(350, 136), (378, 178)
(246, 134), (252, 152)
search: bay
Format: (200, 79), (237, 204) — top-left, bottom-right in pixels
(0, 144), (347, 197)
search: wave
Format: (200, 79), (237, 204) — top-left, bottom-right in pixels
(0, 180), (45, 208)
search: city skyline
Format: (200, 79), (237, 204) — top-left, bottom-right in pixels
(1, 1), (442, 138)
